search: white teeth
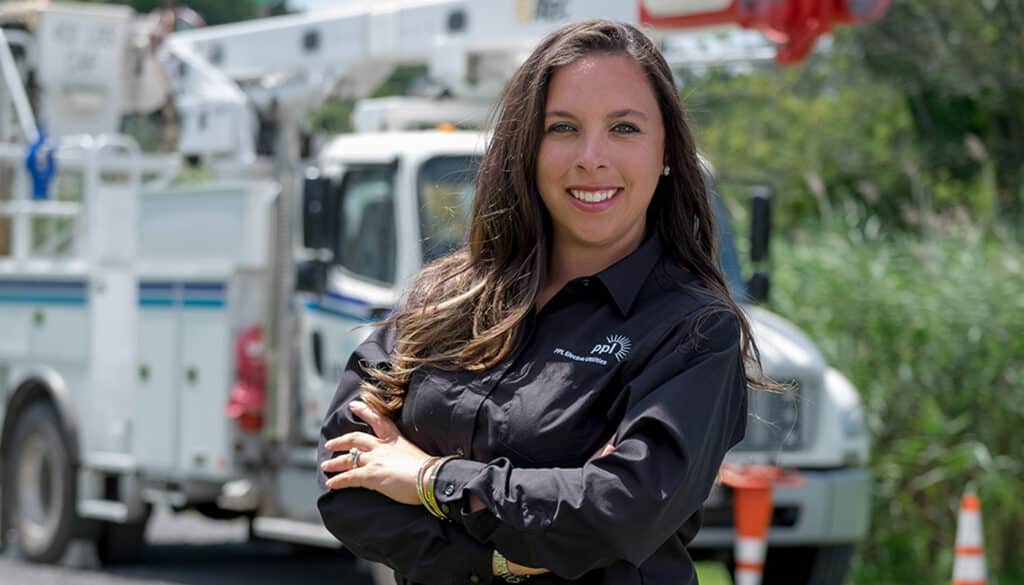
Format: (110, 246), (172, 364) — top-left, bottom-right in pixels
(569, 189), (617, 203)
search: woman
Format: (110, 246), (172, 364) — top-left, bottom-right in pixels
(318, 20), (762, 585)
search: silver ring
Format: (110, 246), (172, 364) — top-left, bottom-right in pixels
(349, 447), (361, 468)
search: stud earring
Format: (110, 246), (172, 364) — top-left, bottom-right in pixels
(662, 165), (670, 176)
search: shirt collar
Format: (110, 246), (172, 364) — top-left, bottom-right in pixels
(594, 235), (663, 317)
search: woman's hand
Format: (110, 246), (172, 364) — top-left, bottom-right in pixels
(321, 401), (431, 506)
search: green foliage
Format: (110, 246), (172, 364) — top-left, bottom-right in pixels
(845, 0), (1024, 219)
(697, 45), (1023, 585)
(695, 561), (732, 585)
(767, 212), (1024, 583)
(691, 34), (1021, 230)
(309, 65), (430, 134)
(687, 51), (918, 229)
(309, 99), (355, 135)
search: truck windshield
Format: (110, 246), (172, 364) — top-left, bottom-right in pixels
(419, 155), (748, 301)
(418, 155), (481, 263)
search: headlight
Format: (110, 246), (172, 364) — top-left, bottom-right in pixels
(841, 406), (866, 437)
(825, 367), (870, 466)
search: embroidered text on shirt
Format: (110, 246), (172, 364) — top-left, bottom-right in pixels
(553, 347), (608, 366)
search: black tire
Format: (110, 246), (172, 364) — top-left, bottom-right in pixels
(194, 501), (250, 520)
(759, 544), (856, 585)
(5, 401), (78, 563)
(96, 504), (151, 566)
(287, 542), (349, 560)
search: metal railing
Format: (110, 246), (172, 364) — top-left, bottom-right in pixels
(0, 135), (181, 264)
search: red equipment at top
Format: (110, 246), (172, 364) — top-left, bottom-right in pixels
(639, 0), (891, 64)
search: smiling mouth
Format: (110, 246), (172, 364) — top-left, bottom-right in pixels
(567, 188), (621, 204)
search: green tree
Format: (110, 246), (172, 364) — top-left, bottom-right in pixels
(845, 0), (1024, 220)
(685, 50), (917, 230)
(770, 216), (1024, 584)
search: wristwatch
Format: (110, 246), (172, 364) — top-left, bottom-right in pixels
(493, 550), (530, 583)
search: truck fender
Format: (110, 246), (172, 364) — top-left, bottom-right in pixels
(0, 367), (83, 552)
(1, 366), (82, 466)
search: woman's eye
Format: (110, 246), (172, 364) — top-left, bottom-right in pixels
(547, 122), (575, 134)
(612, 123), (640, 134)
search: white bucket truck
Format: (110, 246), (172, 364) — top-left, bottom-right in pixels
(0, 2), (876, 583)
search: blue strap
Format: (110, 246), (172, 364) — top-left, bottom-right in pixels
(25, 129), (56, 201)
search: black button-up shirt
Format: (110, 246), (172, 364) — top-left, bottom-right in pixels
(318, 236), (748, 585)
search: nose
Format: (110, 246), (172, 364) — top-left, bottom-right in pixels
(575, 130), (609, 172)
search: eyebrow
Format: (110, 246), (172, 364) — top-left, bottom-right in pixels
(545, 109), (649, 121)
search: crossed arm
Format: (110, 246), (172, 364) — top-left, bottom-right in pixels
(317, 327), (550, 585)
(319, 401), (557, 584)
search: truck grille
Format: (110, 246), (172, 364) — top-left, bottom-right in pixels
(730, 379), (810, 453)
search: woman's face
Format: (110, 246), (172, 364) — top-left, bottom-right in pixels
(536, 53), (665, 254)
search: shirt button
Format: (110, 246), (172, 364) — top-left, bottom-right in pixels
(444, 483), (455, 496)
(470, 574), (480, 584)
(580, 278), (591, 287)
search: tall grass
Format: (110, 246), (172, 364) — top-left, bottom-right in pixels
(767, 212), (1023, 583)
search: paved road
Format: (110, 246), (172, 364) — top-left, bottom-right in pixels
(0, 506), (377, 585)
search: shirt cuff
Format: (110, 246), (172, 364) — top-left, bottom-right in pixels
(433, 458), (491, 525)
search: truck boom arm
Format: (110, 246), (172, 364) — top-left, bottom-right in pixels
(162, 0), (890, 158)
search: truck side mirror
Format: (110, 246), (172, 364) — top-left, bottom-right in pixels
(296, 259), (329, 296)
(747, 185), (773, 303)
(302, 169), (335, 253)
(298, 169), (336, 296)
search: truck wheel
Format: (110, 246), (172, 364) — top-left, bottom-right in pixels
(6, 401), (78, 563)
(96, 505), (151, 566)
(761, 544), (855, 585)
(194, 501), (249, 520)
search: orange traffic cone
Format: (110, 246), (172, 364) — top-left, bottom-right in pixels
(719, 465), (781, 585)
(952, 488), (987, 585)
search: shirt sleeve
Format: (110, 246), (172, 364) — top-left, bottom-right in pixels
(432, 310), (748, 580)
(316, 324), (495, 585)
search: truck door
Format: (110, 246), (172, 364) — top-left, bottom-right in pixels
(297, 164), (399, 443)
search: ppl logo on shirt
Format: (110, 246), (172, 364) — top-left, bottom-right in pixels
(591, 335), (632, 362)
(552, 334), (631, 367)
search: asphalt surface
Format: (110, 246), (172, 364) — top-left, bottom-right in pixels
(0, 506), (377, 585)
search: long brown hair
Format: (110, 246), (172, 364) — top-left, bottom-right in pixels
(361, 20), (767, 416)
